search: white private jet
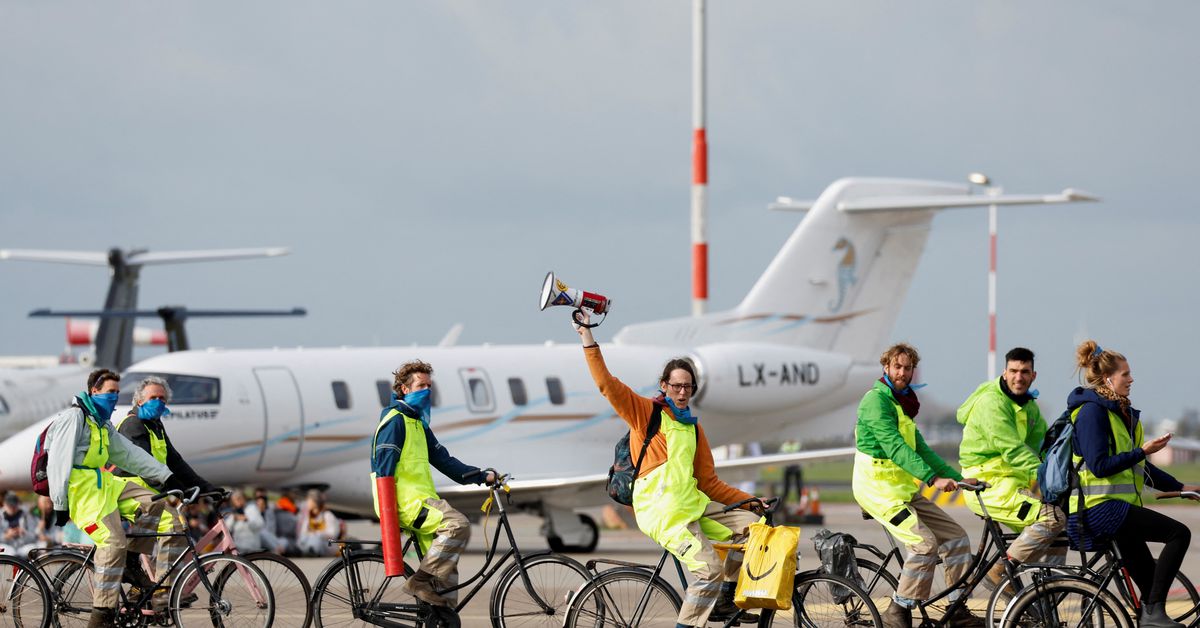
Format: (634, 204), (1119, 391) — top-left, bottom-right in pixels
(0, 247), (301, 440)
(0, 178), (1096, 551)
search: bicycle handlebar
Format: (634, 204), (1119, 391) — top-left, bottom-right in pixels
(722, 496), (779, 514)
(152, 486), (201, 504)
(957, 481), (990, 492)
(465, 467), (510, 489)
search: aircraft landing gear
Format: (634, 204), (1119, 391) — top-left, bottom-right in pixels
(543, 509), (600, 553)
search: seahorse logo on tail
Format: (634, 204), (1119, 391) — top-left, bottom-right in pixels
(828, 237), (857, 313)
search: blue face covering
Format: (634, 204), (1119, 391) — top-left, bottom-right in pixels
(402, 389), (432, 426)
(883, 373), (927, 395)
(89, 393), (119, 424)
(137, 398), (170, 420)
(662, 394), (698, 425)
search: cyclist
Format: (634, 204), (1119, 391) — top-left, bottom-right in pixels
(1066, 341), (1200, 628)
(576, 314), (763, 628)
(371, 359), (495, 607)
(115, 376), (221, 586)
(44, 368), (187, 628)
(853, 343), (982, 628)
(957, 347), (1065, 594)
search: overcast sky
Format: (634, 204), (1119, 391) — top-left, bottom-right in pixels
(2, 2), (1198, 423)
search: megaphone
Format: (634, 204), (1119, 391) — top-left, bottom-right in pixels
(540, 271), (612, 328)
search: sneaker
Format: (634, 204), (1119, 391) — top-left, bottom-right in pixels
(708, 587), (758, 624)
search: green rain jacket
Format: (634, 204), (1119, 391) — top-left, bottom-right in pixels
(957, 379), (1047, 487)
(855, 380), (960, 484)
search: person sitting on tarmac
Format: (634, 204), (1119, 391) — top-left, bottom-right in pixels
(370, 359), (495, 607)
(575, 312), (764, 628)
(45, 368), (190, 628)
(957, 347), (1066, 596)
(852, 343), (982, 628)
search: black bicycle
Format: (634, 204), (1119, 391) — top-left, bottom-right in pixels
(846, 481), (1049, 627)
(564, 497), (882, 628)
(309, 469), (590, 627)
(0, 549), (53, 628)
(26, 487), (274, 627)
(998, 490), (1200, 628)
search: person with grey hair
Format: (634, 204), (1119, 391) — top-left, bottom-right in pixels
(115, 376), (218, 497)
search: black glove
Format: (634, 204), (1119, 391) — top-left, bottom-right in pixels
(54, 511), (70, 527)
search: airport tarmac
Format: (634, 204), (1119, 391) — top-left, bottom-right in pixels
(292, 502), (1200, 626)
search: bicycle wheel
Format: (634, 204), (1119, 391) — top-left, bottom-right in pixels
(30, 551), (93, 627)
(171, 554), (274, 627)
(490, 553), (590, 628)
(1163, 571), (1200, 623)
(1001, 577), (1132, 628)
(238, 552), (313, 628)
(763, 572), (882, 628)
(852, 558), (897, 613)
(1, 554), (52, 628)
(310, 552), (419, 628)
(564, 567), (681, 628)
(986, 564), (1079, 628)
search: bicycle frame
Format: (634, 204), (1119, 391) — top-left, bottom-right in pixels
(332, 478), (559, 623)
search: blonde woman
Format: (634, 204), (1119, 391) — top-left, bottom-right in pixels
(1064, 341), (1199, 628)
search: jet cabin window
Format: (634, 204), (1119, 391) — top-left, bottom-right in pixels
(332, 381), (352, 410)
(459, 369), (494, 413)
(119, 373), (221, 405)
(376, 380), (392, 407)
(0, 394), (8, 416)
(508, 378), (527, 406)
(546, 377), (565, 405)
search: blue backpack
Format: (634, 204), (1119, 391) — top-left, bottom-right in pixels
(1037, 408), (1084, 508)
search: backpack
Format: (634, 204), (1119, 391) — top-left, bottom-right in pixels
(1037, 408), (1084, 509)
(31, 424), (53, 496)
(606, 407), (664, 506)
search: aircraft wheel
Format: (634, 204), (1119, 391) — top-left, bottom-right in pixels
(547, 513), (600, 553)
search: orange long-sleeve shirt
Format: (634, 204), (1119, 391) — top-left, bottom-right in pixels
(585, 345), (752, 506)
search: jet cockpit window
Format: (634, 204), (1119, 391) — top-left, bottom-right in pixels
(0, 394), (8, 416)
(546, 377), (565, 405)
(119, 373), (221, 405)
(332, 381), (352, 410)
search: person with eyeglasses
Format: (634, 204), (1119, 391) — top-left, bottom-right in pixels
(575, 312), (764, 628)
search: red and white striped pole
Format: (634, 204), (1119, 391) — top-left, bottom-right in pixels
(987, 196), (997, 380)
(691, 0), (708, 316)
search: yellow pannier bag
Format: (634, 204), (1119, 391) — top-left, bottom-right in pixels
(735, 523), (800, 610)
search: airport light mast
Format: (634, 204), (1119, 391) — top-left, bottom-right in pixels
(691, 0), (708, 316)
(969, 173), (1001, 380)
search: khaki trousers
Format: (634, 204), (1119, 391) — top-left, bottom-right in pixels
(666, 502), (759, 627)
(892, 495), (972, 602)
(92, 482), (186, 609)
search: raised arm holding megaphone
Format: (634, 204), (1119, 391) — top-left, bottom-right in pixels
(539, 271), (612, 328)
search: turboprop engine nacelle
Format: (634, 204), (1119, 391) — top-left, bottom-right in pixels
(690, 343), (852, 415)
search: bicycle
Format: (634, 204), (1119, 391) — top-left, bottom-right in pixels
(309, 469), (591, 627)
(0, 549), (53, 628)
(32, 489), (312, 627)
(563, 496), (882, 628)
(25, 487), (275, 627)
(998, 490), (1200, 628)
(846, 481), (1043, 627)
